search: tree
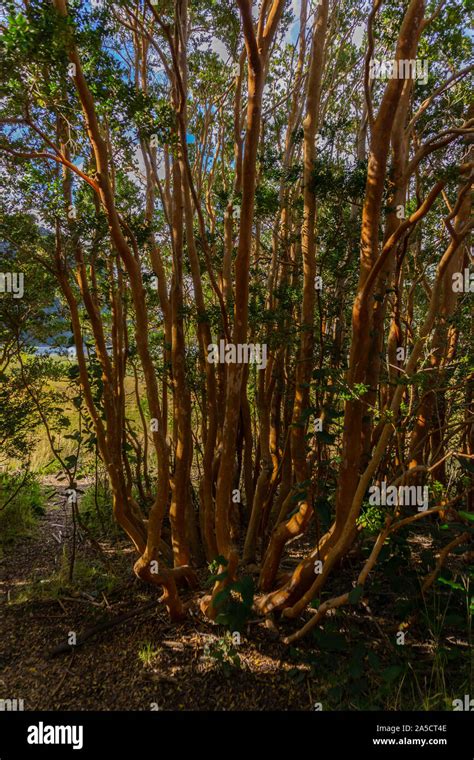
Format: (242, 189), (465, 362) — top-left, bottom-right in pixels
(0, 0), (472, 641)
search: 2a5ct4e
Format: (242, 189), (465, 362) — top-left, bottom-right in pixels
(414, 725), (447, 732)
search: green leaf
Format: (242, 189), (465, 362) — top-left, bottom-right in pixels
(235, 575), (255, 608)
(437, 576), (464, 591)
(458, 510), (474, 523)
(64, 431), (81, 441)
(457, 457), (474, 474)
(348, 584), (364, 604)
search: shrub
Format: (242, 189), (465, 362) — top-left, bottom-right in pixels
(0, 472), (45, 545)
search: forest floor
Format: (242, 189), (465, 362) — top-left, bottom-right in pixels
(0, 481), (471, 711)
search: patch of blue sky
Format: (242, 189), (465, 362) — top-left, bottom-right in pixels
(72, 156), (85, 171)
(288, 0), (301, 44)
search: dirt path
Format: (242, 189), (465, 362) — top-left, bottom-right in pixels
(1, 480), (72, 605)
(1, 482), (468, 711)
(0, 483), (323, 711)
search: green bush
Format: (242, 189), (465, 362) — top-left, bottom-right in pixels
(0, 472), (45, 545)
(79, 481), (117, 537)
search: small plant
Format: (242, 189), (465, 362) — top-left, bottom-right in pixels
(204, 633), (242, 676)
(138, 642), (160, 666)
(207, 556), (255, 632)
(79, 481), (117, 537)
(357, 500), (385, 534)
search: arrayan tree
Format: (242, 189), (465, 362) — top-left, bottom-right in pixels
(0, 0), (472, 638)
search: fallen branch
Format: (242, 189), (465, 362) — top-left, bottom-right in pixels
(283, 522), (391, 645)
(421, 531), (470, 593)
(47, 600), (159, 658)
(282, 503), (468, 644)
(50, 651), (75, 699)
